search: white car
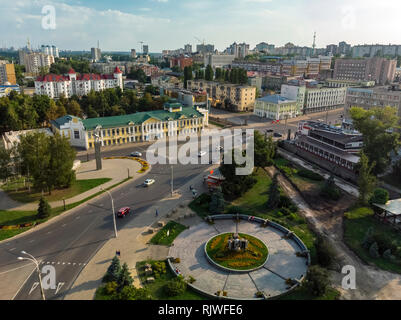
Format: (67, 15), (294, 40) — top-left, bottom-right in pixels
(198, 151), (207, 157)
(131, 151), (142, 157)
(143, 179), (155, 187)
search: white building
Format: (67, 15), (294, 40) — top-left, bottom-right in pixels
(204, 54), (235, 69)
(41, 45), (59, 58)
(35, 67), (123, 99)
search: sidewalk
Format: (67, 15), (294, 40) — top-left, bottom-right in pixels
(64, 164), (217, 300)
(0, 158), (143, 212)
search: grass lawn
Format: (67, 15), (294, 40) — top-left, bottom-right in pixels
(2, 178), (112, 203)
(344, 206), (401, 274)
(209, 121), (226, 128)
(150, 221), (188, 246)
(228, 168), (317, 262)
(0, 177), (132, 241)
(278, 286), (340, 300)
(189, 168), (317, 263)
(136, 260), (207, 300)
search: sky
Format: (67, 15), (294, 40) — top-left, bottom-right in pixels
(1, 0), (401, 52)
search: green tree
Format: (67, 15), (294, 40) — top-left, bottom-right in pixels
(205, 65), (214, 81)
(183, 66), (193, 89)
(0, 147), (12, 182)
(209, 187), (225, 214)
(254, 131), (276, 168)
(37, 197), (51, 219)
(320, 175), (341, 200)
(369, 188), (389, 205)
(267, 173), (280, 210)
(47, 133), (76, 193)
(164, 276), (187, 297)
(304, 265), (330, 297)
(350, 106), (400, 174)
(117, 285), (152, 300)
(357, 152), (377, 205)
(117, 263), (133, 291)
(103, 256), (122, 283)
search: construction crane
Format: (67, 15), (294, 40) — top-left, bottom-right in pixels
(194, 36), (205, 45)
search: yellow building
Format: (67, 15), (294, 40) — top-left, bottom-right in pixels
(186, 80), (256, 112)
(0, 62), (16, 85)
(51, 102), (209, 150)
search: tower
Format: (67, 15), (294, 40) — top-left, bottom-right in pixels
(113, 66), (123, 90)
(312, 31), (316, 56)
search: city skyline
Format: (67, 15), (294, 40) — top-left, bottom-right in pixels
(1, 0), (401, 52)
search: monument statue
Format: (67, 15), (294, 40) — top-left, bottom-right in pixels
(94, 127), (102, 171)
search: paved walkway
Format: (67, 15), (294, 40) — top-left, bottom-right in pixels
(0, 159), (142, 211)
(64, 164), (218, 300)
(169, 219), (308, 300)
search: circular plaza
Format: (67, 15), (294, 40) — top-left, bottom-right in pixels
(168, 215), (310, 300)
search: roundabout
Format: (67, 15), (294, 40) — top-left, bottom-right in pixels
(168, 215), (310, 300)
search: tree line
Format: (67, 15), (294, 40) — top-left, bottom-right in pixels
(0, 88), (168, 134)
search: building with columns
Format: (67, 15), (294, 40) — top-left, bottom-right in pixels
(50, 102), (209, 150)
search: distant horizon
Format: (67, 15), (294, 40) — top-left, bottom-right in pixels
(1, 0), (401, 52)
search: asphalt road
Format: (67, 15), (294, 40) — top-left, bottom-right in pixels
(0, 142), (212, 300)
(0, 109), (344, 300)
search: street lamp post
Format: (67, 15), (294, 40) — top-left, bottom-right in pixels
(18, 251), (45, 300)
(101, 188), (118, 238)
(171, 165), (174, 197)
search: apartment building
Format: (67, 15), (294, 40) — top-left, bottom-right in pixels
(254, 95), (299, 120)
(169, 56), (193, 69)
(0, 61), (16, 85)
(41, 45), (59, 58)
(345, 85), (401, 117)
(204, 54), (235, 69)
(35, 67), (123, 99)
(231, 60), (282, 74)
(19, 51), (55, 74)
(91, 47), (101, 62)
(352, 44), (401, 58)
(226, 42), (250, 59)
(50, 103), (209, 150)
(187, 80), (256, 112)
(281, 82), (346, 114)
(333, 57), (397, 85)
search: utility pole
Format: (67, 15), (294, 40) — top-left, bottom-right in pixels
(171, 165), (174, 197)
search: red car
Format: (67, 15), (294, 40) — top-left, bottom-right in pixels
(117, 207), (131, 218)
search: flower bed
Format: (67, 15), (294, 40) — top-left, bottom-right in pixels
(103, 156), (150, 173)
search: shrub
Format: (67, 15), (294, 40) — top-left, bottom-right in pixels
(320, 175), (341, 201)
(104, 281), (118, 296)
(316, 236), (336, 268)
(304, 265), (330, 296)
(164, 277), (187, 297)
(369, 188), (389, 205)
(37, 197), (51, 219)
(226, 206), (253, 216)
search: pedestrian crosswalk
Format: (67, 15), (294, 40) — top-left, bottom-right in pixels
(40, 261), (86, 267)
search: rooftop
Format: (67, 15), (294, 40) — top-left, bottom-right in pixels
(257, 94), (296, 104)
(374, 199), (401, 216)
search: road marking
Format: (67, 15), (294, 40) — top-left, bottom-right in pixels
(9, 248), (16, 251)
(55, 282), (65, 295)
(62, 262), (65, 265)
(11, 266), (36, 300)
(57, 262), (60, 265)
(29, 282), (39, 295)
(76, 216), (80, 220)
(47, 231), (52, 234)
(29, 240), (34, 243)
(62, 224), (67, 227)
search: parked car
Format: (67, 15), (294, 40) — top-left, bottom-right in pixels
(198, 151), (207, 157)
(273, 132), (283, 138)
(266, 129), (274, 133)
(117, 207), (131, 218)
(143, 179), (155, 187)
(131, 151), (142, 157)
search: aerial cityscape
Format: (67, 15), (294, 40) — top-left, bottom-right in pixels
(1, 0), (401, 311)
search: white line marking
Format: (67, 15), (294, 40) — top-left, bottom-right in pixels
(11, 266), (36, 300)
(62, 262), (65, 265)
(0, 263), (33, 275)
(29, 240), (34, 243)
(62, 224), (66, 227)
(9, 248), (16, 251)
(76, 216), (80, 220)
(47, 231), (52, 234)
(57, 262), (60, 265)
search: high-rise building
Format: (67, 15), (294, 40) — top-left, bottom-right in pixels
(18, 51), (55, 74)
(196, 44), (215, 54)
(338, 41), (351, 55)
(41, 45), (59, 58)
(326, 44), (338, 55)
(204, 54), (235, 69)
(143, 45), (149, 55)
(0, 61), (17, 85)
(333, 57), (397, 85)
(352, 44), (401, 58)
(184, 44), (192, 54)
(255, 42), (274, 53)
(131, 49), (137, 59)
(227, 42), (249, 59)
(91, 47), (101, 62)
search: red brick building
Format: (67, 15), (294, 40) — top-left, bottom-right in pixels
(169, 56), (193, 69)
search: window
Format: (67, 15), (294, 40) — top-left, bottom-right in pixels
(74, 130), (80, 139)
